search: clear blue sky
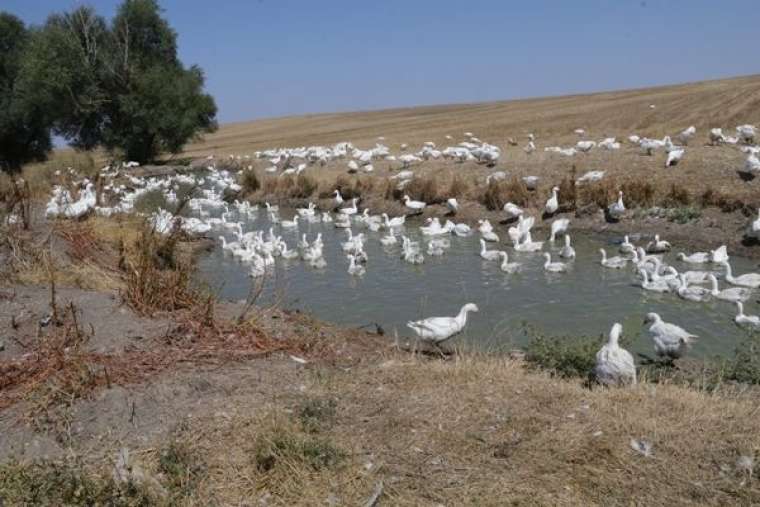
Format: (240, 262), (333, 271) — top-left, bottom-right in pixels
(4, 0), (759, 124)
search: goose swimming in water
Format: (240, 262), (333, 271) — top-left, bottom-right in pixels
(280, 215), (299, 228)
(643, 313), (697, 360)
(600, 248), (627, 269)
(734, 302), (760, 330)
(638, 269), (670, 293)
(707, 274), (752, 303)
(407, 303), (479, 349)
(559, 235), (576, 259)
(543, 253), (568, 273)
(382, 213), (405, 228)
(347, 254), (365, 276)
(646, 234), (671, 253)
(710, 245), (729, 264)
(480, 239), (502, 261)
(594, 323), (636, 386)
(677, 251), (709, 264)
(339, 197), (359, 216)
(619, 235), (635, 255)
(721, 261), (760, 288)
(676, 274), (711, 302)
(380, 232), (398, 246)
(498, 251), (521, 273)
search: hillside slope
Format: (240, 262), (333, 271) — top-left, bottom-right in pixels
(183, 75), (760, 156)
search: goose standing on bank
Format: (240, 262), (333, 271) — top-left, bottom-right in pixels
(748, 209), (760, 240)
(407, 303), (479, 350)
(403, 195), (426, 213)
(544, 186), (559, 216)
(594, 323), (636, 386)
(549, 218), (570, 242)
(722, 261), (760, 288)
(608, 191), (625, 220)
(643, 313), (697, 361)
(707, 274), (752, 303)
(503, 202), (524, 219)
(734, 302), (760, 330)
(446, 198), (458, 214)
(559, 235), (576, 259)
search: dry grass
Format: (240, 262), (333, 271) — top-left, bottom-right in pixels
(621, 179), (657, 207)
(481, 177), (532, 210)
(27, 353), (755, 505)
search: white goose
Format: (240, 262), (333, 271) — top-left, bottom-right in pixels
(599, 249), (627, 269)
(480, 239), (502, 261)
(734, 302), (760, 330)
(608, 191), (625, 220)
(559, 235), (576, 259)
(403, 195), (426, 212)
(321, 212), (333, 223)
(676, 274), (711, 302)
(619, 235), (635, 255)
(381, 213), (405, 229)
(594, 323), (636, 386)
(677, 251), (709, 264)
(543, 253), (567, 273)
(644, 313), (697, 360)
(710, 245), (729, 264)
(549, 218), (569, 242)
(665, 148), (684, 167)
(748, 209), (760, 239)
(503, 202), (524, 219)
(646, 234), (671, 253)
(544, 186), (559, 215)
(707, 274), (752, 303)
(498, 251), (520, 273)
(380, 232), (398, 246)
(446, 198), (458, 214)
(638, 269), (670, 293)
(478, 219), (499, 242)
(280, 215), (299, 228)
(406, 303), (479, 347)
(339, 197), (359, 216)
(347, 254), (365, 276)
(333, 189), (344, 207)
(722, 261), (760, 288)
(513, 231), (543, 253)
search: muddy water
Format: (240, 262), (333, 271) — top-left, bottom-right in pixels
(197, 208), (760, 358)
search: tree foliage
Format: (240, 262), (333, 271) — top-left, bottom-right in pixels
(0, 13), (52, 173)
(16, 0), (217, 164)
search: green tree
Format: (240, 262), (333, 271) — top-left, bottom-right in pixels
(19, 0), (217, 164)
(0, 13), (52, 173)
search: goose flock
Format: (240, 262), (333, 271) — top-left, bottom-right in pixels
(37, 121), (760, 386)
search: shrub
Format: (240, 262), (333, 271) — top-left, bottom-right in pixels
(524, 331), (606, 379)
(557, 175), (577, 211)
(667, 206), (701, 224)
(254, 425), (345, 472)
(239, 169), (260, 195)
(578, 181), (613, 209)
(722, 332), (760, 385)
(158, 438), (206, 500)
(621, 180), (656, 207)
(481, 178), (531, 211)
(297, 397), (337, 433)
(404, 176), (440, 204)
(291, 174), (317, 198)
(661, 183), (691, 207)
(447, 175), (470, 198)
(699, 187), (744, 213)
